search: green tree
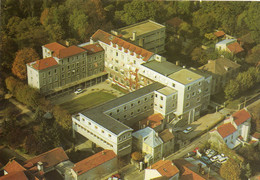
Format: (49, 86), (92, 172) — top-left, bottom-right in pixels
(220, 158), (241, 180)
(12, 48), (39, 80)
(53, 105), (72, 132)
(236, 71), (254, 92)
(191, 47), (207, 65)
(245, 2), (260, 43)
(192, 10), (215, 36)
(69, 10), (89, 40)
(224, 80), (240, 100)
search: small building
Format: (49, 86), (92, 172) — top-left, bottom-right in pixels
(132, 127), (163, 165)
(159, 129), (175, 157)
(214, 31), (225, 39)
(210, 108), (251, 149)
(139, 113), (165, 132)
(215, 39), (244, 55)
(145, 159), (179, 180)
(116, 20), (166, 53)
(199, 57), (240, 95)
(71, 150), (117, 180)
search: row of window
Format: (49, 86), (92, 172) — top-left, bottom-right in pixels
(75, 122), (113, 147)
(81, 118), (112, 138)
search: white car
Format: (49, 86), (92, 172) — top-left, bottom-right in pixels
(183, 127), (193, 134)
(74, 88), (83, 95)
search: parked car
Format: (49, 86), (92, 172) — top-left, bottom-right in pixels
(185, 151), (196, 158)
(210, 156), (218, 162)
(74, 88), (83, 95)
(183, 127), (193, 134)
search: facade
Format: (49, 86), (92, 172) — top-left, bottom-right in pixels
(159, 129), (175, 157)
(210, 108), (251, 149)
(27, 42), (107, 96)
(145, 160), (179, 180)
(114, 20), (166, 53)
(70, 150), (117, 180)
(199, 58), (241, 95)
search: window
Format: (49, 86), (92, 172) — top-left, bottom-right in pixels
(54, 69), (57, 73)
(138, 100), (141, 104)
(192, 92), (196, 96)
(155, 94), (158, 98)
(108, 134), (111, 137)
(134, 60), (136, 64)
(110, 112), (112, 116)
(160, 96), (163, 100)
(144, 106), (147, 110)
(188, 86), (191, 90)
(160, 105), (163, 109)
(151, 103), (154, 106)
(131, 103), (134, 107)
(48, 71), (51, 76)
(187, 94), (190, 99)
(68, 65), (70, 70)
(137, 109), (140, 112)
(95, 126), (98, 129)
(116, 52), (118, 56)
(124, 106), (127, 110)
(145, 97), (147, 101)
(117, 109), (119, 113)
(131, 112), (134, 116)
(172, 83), (175, 87)
(151, 95), (154, 98)
(88, 122), (91, 125)
(62, 67), (64, 72)
(102, 130), (104, 133)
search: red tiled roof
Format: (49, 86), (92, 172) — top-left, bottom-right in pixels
(91, 29), (153, 61)
(252, 132), (260, 139)
(4, 160), (26, 173)
(166, 17), (183, 28)
(214, 31), (225, 37)
(30, 57), (58, 70)
(232, 109), (251, 126)
(24, 147), (69, 170)
(54, 46), (86, 58)
(173, 159), (206, 180)
(72, 150), (116, 176)
(148, 160), (179, 178)
(141, 114), (164, 129)
(81, 43), (104, 55)
(227, 42), (244, 54)
(43, 42), (66, 54)
(0, 171), (28, 180)
(217, 123), (237, 138)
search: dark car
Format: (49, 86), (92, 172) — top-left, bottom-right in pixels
(185, 151), (196, 158)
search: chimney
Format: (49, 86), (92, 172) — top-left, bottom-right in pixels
(37, 161), (44, 172)
(131, 31), (137, 41)
(176, 61), (180, 66)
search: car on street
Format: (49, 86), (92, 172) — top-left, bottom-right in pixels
(183, 126), (193, 134)
(74, 88), (83, 95)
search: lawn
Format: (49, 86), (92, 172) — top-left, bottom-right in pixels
(60, 91), (117, 114)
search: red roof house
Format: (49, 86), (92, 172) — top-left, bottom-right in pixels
(217, 123), (237, 138)
(232, 109), (251, 126)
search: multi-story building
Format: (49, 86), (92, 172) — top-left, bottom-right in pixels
(199, 58), (241, 95)
(72, 83), (165, 157)
(27, 42), (107, 96)
(112, 20), (166, 53)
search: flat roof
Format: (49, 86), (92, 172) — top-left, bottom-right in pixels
(80, 82), (165, 135)
(168, 69), (203, 85)
(142, 60), (182, 76)
(157, 87), (177, 96)
(119, 20), (165, 39)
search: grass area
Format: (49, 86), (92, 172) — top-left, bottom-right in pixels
(60, 91), (117, 114)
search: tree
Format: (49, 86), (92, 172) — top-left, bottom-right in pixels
(236, 71), (254, 92)
(53, 105), (72, 132)
(246, 45), (260, 64)
(192, 10), (215, 36)
(245, 2), (260, 43)
(224, 80), (240, 100)
(5, 76), (18, 93)
(12, 48), (39, 80)
(220, 158), (241, 180)
(191, 47), (207, 65)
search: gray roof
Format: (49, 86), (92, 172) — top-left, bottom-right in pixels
(168, 69), (203, 85)
(142, 60), (182, 76)
(144, 130), (163, 148)
(216, 39), (236, 45)
(132, 127), (154, 139)
(80, 83), (164, 135)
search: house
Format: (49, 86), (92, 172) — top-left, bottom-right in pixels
(159, 129), (175, 157)
(172, 159), (208, 180)
(249, 132), (260, 146)
(139, 113), (165, 131)
(210, 108), (251, 149)
(215, 39), (244, 55)
(199, 57), (241, 95)
(27, 42), (107, 97)
(0, 171), (28, 180)
(214, 31), (225, 39)
(70, 150), (117, 180)
(132, 127), (163, 165)
(145, 159), (179, 180)
(115, 20), (166, 53)
(1, 147), (71, 180)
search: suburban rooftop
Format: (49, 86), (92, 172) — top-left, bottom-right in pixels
(119, 20), (165, 39)
(157, 87), (177, 96)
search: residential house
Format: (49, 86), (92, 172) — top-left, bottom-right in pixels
(1, 147), (71, 180)
(172, 159), (208, 180)
(115, 20), (166, 53)
(145, 159), (179, 180)
(215, 39), (244, 55)
(210, 108), (251, 149)
(132, 127), (163, 165)
(70, 150), (117, 180)
(214, 31), (225, 39)
(139, 113), (165, 132)
(199, 57), (240, 95)
(159, 129), (175, 157)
